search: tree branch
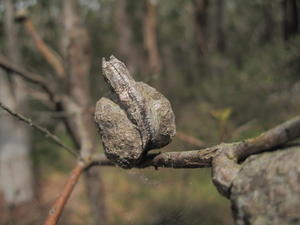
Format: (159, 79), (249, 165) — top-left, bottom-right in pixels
(43, 162), (84, 225)
(235, 115), (300, 161)
(89, 145), (227, 169)
(0, 57), (82, 148)
(143, 0), (161, 73)
(16, 10), (66, 78)
(2, 92), (299, 170)
(91, 116), (300, 169)
(176, 131), (206, 147)
(212, 115), (300, 197)
(0, 55), (56, 101)
(88, 154), (115, 167)
(140, 147), (219, 168)
(0, 101), (79, 158)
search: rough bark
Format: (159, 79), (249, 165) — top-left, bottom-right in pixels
(0, 0), (34, 205)
(212, 115), (300, 197)
(231, 145), (300, 225)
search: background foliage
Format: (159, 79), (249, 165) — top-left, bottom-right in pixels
(0, 0), (299, 224)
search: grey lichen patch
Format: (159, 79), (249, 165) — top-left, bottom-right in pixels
(95, 56), (176, 168)
(231, 146), (300, 225)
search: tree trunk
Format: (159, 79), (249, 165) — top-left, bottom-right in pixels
(61, 0), (109, 224)
(230, 145), (300, 225)
(215, 0), (225, 52)
(283, 0), (299, 41)
(114, 0), (142, 74)
(143, 0), (162, 74)
(194, 0), (210, 55)
(0, 0), (34, 206)
(262, 2), (275, 42)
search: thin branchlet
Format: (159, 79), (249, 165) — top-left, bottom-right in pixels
(0, 101), (79, 158)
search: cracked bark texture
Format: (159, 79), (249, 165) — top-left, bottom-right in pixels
(230, 145), (300, 225)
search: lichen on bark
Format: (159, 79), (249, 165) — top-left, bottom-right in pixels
(230, 145), (300, 225)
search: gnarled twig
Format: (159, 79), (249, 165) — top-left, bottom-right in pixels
(92, 116), (300, 170)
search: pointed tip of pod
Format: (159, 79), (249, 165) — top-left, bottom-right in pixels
(102, 57), (107, 68)
(110, 55), (116, 60)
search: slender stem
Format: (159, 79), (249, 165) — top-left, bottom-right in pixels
(43, 163), (85, 225)
(0, 101), (79, 158)
(90, 146), (219, 169)
(176, 131), (206, 147)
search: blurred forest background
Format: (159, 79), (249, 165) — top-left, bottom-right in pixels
(0, 0), (299, 225)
